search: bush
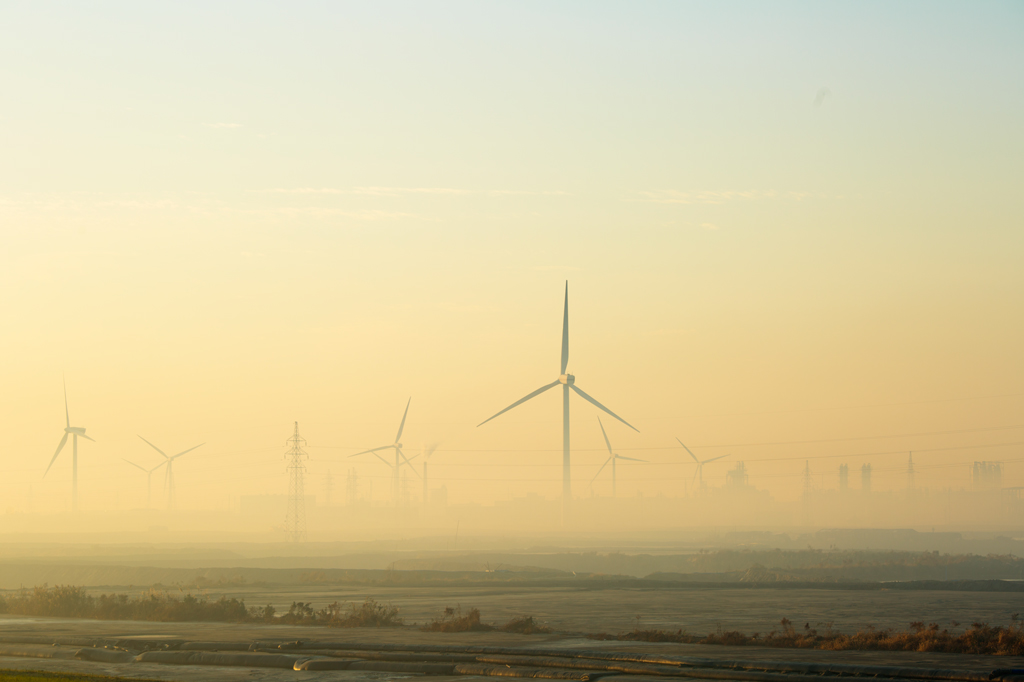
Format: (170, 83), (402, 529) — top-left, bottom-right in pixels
(0, 585), (249, 623)
(587, 616), (1024, 655)
(421, 606), (492, 632)
(500, 615), (552, 634)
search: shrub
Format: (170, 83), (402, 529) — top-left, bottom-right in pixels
(421, 606), (492, 632)
(501, 615), (552, 634)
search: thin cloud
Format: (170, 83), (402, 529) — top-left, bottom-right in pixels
(633, 190), (778, 205)
(203, 122), (242, 128)
(263, 187), (569, 197)
(265, 187), (467, 196)
(269, 207), (420, 220)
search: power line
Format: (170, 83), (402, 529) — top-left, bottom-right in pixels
(306, 423), (1024, 453)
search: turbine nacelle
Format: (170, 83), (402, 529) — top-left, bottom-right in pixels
(558, 374), (575, 385)
(66, 426), (87, 435)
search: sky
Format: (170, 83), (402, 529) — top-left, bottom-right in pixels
(1, 1), (1022, 520)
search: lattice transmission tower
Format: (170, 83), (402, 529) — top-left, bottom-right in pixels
(285, 421), (308, 542)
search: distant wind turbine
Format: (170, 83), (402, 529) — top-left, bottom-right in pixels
(123, 458), (167, 509)
(591, 417), (645, 497)
(350, 398), (420, 506)
(421, 442), (440, 508)
(677, 438), (727, 490)
(44, 378), (94, 512)
(478, 282), (638, 521)
(138, 436), (204, 510)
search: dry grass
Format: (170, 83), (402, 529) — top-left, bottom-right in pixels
(588, 616), (1024, 655)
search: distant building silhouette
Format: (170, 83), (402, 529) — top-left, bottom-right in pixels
(861, 464), (872, 493)
(839, 464), (849, 491)
(973, 461), (1002, 490)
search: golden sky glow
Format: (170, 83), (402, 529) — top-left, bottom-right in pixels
(1, 2), (1022, 523)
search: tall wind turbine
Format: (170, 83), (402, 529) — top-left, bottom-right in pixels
(123, 459), (166, 509)
(350, 398), (419, 506)
(676, 438), (727, 491)
(44, 379), (94, 512)
(478, 282), (638, 521)
(591, 417), (645, 498)
(139, 436), (204, 510)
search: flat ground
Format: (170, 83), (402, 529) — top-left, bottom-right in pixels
(184, 584), (1023, 636)
(3, 584), (1024, 681)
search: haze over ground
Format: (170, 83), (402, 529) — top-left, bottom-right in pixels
(1, 2), (1022, 528)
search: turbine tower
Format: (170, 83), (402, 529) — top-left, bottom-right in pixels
(139, 436), (204, 510)
(591, 417), (645, 497)
(350, 398), (420, 506)
(676, 438), (727, 491)
(123, 458), (166, 508)
(422, 442), (440, 508)
(44, 379), (94, 512)
(479, 282), (637, 522)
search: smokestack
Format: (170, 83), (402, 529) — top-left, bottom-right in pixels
(907, 452), (915, 491)
(861, 464), (872, 493)
(839, 464), (848, 492)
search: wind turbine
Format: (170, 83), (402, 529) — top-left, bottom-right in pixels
(478, 282), (637, 521)
(590, 417), (645, 498)
(123, 459), (166, 509)
(138, 436), (204, 510)
(421, 442), (440, 508)
(44, 379), (94, 512)
(676, 438), (727, 491)
(350, 398), (420, 506)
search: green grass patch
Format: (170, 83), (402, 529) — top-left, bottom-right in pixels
(0, 671), (159, 682)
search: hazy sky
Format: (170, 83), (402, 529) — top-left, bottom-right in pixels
(1, 1), (1022, 516)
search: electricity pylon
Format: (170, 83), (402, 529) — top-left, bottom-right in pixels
(285, 422), (308, 542)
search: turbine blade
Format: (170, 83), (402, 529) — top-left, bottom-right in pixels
(702, 454), (729, 464)
(477, 380), (560, 427)
(676, 437), (700, 463)
(171, 443), (204, 460)
(590, 455), (613, 484)
(597, 416), (613, 454)
(349, 444), (394, 458)
(45, 433), (69, 476)
(569, 384), (638, 432)
(395, 397), (411, 443)
(616, 455), (647, 462)
(63, 376), (70, 428)
(397, 448), (422, 479)
(139, 435), (169, 459)
(560, 281), (569, 375)
(149, 460), (168, 473)
(425, 442), (440, 460)
(123, 459), (148, 473)
(79, 433), (95, 442)
(372, 452), (394, 468)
